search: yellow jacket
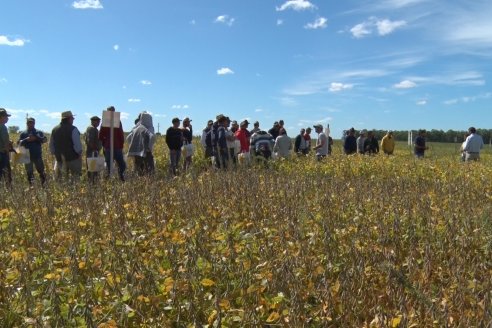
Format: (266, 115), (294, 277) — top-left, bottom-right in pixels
(381, 134), (395, 154)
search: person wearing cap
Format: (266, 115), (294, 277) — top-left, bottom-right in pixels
(235, 120), (250, 154)
(357, 130), (367, 154)
(49, 111), (83, 181)
(313, 124), (328, 160)
(84, 116), (103, 182)
(166, 117), (184, 175)
(273, 128), (292, 159)
(302, 128), (312, 155)
(294, 128), (305, 154)
(268, 121), (280, 140)
(363, 130), (379, 155)
(18, 117), (48, 185)
(250, 121), (260, 135)
(181, 117), (193, 171)
(414, 129), (428, 158)
(216, 116), (229, 168)
(99, 106), (126, 181)
(0, 108), (13, 185)
(225, 118), (238, 165)
(127, 112), (156, 175)
(381, 130), (395, 155)
(462, 127), (484, 161)
(343, 128), (357, 155)
(201, 120), (214, 158)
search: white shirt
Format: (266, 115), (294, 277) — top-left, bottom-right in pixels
(316, 132), (328, 156)
(463, 133), (484, 153)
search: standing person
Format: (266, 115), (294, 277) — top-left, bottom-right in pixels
(85, 116), (102, 183)
(327, 135), (334, 155)
(127, 112), (155, 175)
(381, 131), (395, 155)
(268, 121), (280, 140)
(414, 129), (428, 158)
(462, 127), (484, 161)
(201, 120), (214, 158)
(166, 117), (184, 176)
(313, 124), (328, 160)
(344, 128), (357, 155)
(250, 129), (274, 161)
(364, 130), (379, 155)
(357, 130), (367, 154)
(273, 128), (292, 159)
(216, 116), (229, 169)
(235, 120), (250, 154)
(302, 128), (312, 155)
(181, 117), (193, 171)
(226, 119), (237, 165)
(49, 111), (83, 181)
(294, 128), (305, 154)
(99, 106), (126, 181)
(0, 108), (12, 186)
(250, 121), (260, 135)
(18, 117), (47, 185)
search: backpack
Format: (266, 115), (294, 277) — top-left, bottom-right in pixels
(205, 122), (218, 147)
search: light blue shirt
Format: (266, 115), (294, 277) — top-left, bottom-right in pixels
(463, 133), (484, 153)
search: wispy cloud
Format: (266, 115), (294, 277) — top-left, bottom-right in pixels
(350, 17), (406, 38)
(215, 15), (235, 26)
(394, 80), (417, 89)
(140, 80), (152, 85)
(305, 17), (328, 30)
(113, 44), (119, 51)
(329, 82), (353, 92)
(0, 78), (7, 83)
(217, 67), (234, 75)
(444, 92), (491, 105)
(416, 99), (427, 105)
(190, 19), (196, 25)
(407, 71), (485, 86)
(277, 19), (284, 26)
(276, 0), (316, 11)
(171, 105), (190, 110)
(255, 108), (263, 112)
(128, 98), (141, 103)
(0, 35), (27, 47)
(72, 0), (103, 10)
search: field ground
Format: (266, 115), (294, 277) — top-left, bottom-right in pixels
(1, 139), (492, 327)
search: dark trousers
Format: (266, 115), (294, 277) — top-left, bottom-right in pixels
(104, 148), (126, 180)
(25, 157), (46, 185)
(134, 153), (154, 176)
(0, 152), (11, 186)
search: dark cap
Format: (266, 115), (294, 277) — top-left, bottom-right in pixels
(172, 117), (181, 123)
(207, 119), (213, 125)
(273, 121), (279, 126)
(254, 121), (259, 126)
(90, 116), (101, 121)
(0, 108), (11, 117)
(240, 120), (249, 126)
(27, 117), (35, 123)
(231, 120), (238, 125)
(313, 124), (323, 129)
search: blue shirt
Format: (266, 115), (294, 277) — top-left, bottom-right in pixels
(19, 128), (47, 160)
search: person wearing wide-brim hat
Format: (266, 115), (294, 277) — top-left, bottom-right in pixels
(0, 108), (13, 185)
(49, 111), (83, 181)
(85, 116), (103, 183)
(18, 117), (48, 185)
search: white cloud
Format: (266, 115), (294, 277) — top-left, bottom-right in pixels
(120, 112), (130, 120)
(217, 67), (234, 75)
(305, 17), (328, 30)
(329, 82), (354, 92)
(190, 20), (196, 25)
(215, 15), (235, 26)
(171, 105), (190, 110)
(140, 80), (152, 85)
(416, 99), (427, 105)
(276, 0), (316, 11)
(350, 18), (406, 38)
(443, 99), (458, 105)
(255, 108), (263, 112)
(72, 0), (103, 9)
(0, 35), (27, 47)
(113, 44), (119, 51)
(444, 92), (491, 105)
(407, 71), (485, 86)
(0, 78), (7, 83)
(277, 19), (284, 26)
(394, 80), (417, 89)
(128, 98), (141, 103)
(376, 19), (406, 36)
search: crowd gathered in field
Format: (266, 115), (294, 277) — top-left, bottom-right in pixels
(0, 107), (486, 186)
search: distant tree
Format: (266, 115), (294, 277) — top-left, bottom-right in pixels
(8, 126), (19, 134)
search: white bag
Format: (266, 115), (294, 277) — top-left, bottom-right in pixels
(87, 155), (105, 172)
(234, 140), (241, 156)
(13, 147), (30, 165)
(238, 152), (250, 164)
(182, 143), (194, 157)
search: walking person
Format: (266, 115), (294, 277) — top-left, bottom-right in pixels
(18, 117), (47, 186)
(0, 108), (12, 186)
(49, 111), (83, 181)
(85, 116), (102, 183)
(99, 106), (126, 181)
(462, 127), (484, 161)
(166, 117), (184, 176)
(127, 112), (156, 175)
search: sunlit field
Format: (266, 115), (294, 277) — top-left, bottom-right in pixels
(1, 137), (492, 327)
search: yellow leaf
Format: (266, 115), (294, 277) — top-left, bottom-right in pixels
(201, 278), (215, 287)
(44, 273), (56, 280)
(392, 315), (402, 327)
(219, 299), (230, 310)
(78, 261), (86, 269)
(266, 312), (280, 323)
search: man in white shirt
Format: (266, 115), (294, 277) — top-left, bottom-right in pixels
(463, 127), (484, 161)
(313, 124), (328, 160)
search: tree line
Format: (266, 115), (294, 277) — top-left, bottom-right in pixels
(362, 129), (492, 144)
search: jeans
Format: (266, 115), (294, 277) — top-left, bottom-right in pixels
(104, 148), (126, 180)
(169, 149), (181, 176)
(24, 157), (46, 185)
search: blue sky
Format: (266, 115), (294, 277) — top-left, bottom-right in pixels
(1, 0), (491, 138)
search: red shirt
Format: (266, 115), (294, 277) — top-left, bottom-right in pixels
(235, 128), (250, 152)
(99, 123), (125, 150)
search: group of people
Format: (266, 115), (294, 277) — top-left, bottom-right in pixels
(0, 106), (487, 186)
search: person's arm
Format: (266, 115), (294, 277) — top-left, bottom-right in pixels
(72, 128), (83, 156)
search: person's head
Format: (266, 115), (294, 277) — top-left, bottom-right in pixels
(349, 127), (355, 136)
(26, 117), (36, 129)
(273, 121), (279, 129)
(172, 117), (181, 128)
(107, 106), (116, 112)
(254, 121), (259, 128)
(183, 117), (192, 128)
(231, 120), (238, 130)
(313, 124), (323, 133)
(419, 129), (426, 136)
(279, 120), (284, 127)
(218, 115), (227, 126)
(359, 129), (367, 137)
(0, 108), (11, 124)
(300, 128), (305, 134)
(206, 119), (213, 128)
(240, 120), (249, 129)
(279, 128), (287, 135)
(468, 127), (476, 134)
(61, 111), (75, 124)
(305, 127), (312, 135)
(367, 130), (374, 138)
(90, 116), (101, 128)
